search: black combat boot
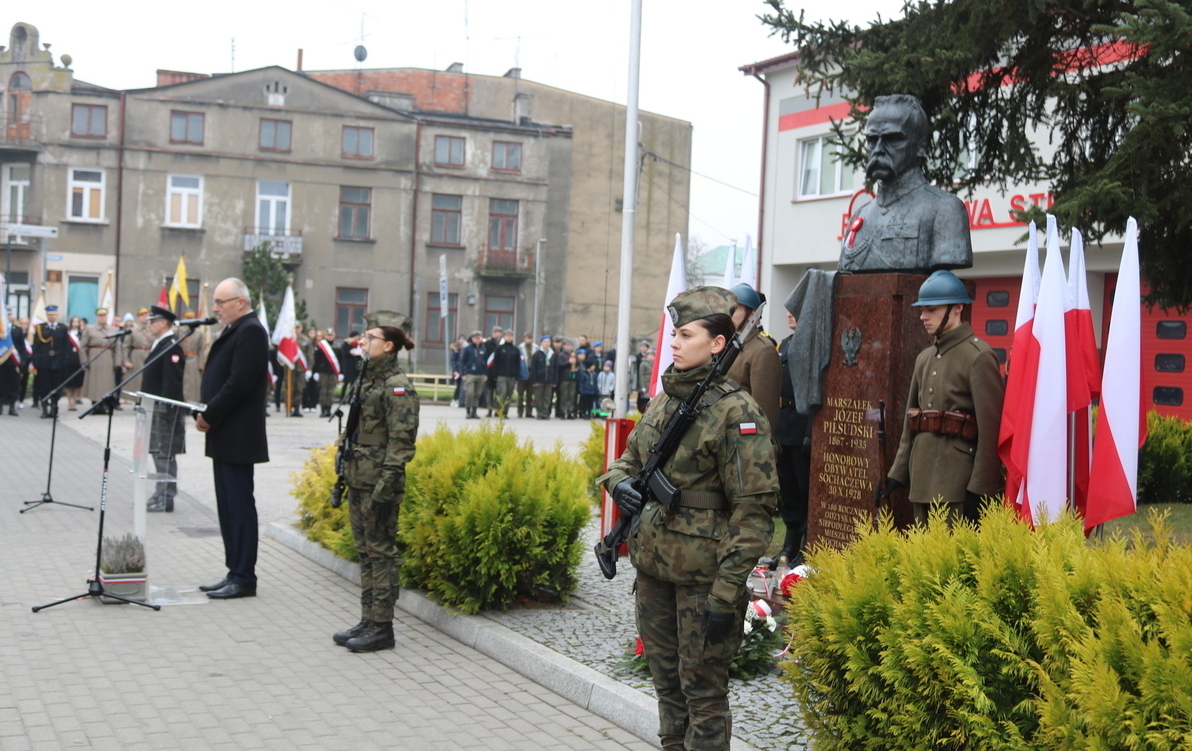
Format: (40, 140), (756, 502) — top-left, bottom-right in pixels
(345, 621), (395, 652)
(777, 525), (803, 567)
(333, 619), (373, 647)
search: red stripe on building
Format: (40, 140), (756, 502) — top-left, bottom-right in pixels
(778, 102), (853, 132)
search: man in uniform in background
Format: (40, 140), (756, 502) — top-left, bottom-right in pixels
(879, 271), (1004, 524)
(122, 307), (153, 393)
(726, 283), (781, 432)
(81, 307), (121, 414)
(141, 305), (187, 512)
(313, 328), (342, 418)
(179, 311), (203, 404)
(32, 306), (69, 416)
(775, 309), (813, 565)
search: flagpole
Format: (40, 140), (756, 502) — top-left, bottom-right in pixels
(613, 0), (642, 420)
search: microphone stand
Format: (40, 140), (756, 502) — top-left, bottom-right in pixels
(21, 331), (129, 513)
(32, 324), (206, 613)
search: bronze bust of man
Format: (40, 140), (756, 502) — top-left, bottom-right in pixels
(839, 94), (972, 273)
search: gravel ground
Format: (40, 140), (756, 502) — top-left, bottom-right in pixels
(487, 517), (812, 751)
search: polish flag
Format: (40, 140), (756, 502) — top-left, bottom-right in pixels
(998, 221), (1042, 515)
(649, 233), (688, 398)
(1064, 229), (1102, 519)
(271, 285), (301, 369)
(1084, 218), (1146, 530)
(1022, 217), (1069, 524)
(258, 292), (275, 386)
(157, 281), (169, 309)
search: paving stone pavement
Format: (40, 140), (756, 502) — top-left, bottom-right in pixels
(0, 409), (656, 751)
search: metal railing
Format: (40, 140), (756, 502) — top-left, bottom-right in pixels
(243, 227), (303, 258)
(476, 245), (535, 276)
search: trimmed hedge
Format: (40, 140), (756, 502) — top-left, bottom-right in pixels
(294, 423), (590, 615)
(784, 503), (1192, 751)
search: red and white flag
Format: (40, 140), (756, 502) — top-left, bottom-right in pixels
(1022, 216), (1069, 524)
(998, 221), (1042, 515)
(1084, 217), (1146, 530)
(1064, 229), (1102, 519)
(649, 233), (688, 397)
(271, 285), (301, 369)
(257, 292), (276, 386)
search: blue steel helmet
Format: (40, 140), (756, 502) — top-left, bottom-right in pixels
(912, 270), (972, 306)
(729, 283), (763, 311)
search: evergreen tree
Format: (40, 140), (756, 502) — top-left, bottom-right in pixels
(242, 243), (308, 327)
(761, 0), (1192, 308)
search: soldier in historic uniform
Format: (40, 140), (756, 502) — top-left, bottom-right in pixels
(313, 329), (342, 418)
(81, 308), (121, 414)
(878, 271), (1005, 523)
(122, 307), (153, 393)
(331, 310), (419, 653)
(31, 305), (70, 417)
(141, 305), (186, 512)
(599, 286), (778, 751)
(726, 283), (781, 432)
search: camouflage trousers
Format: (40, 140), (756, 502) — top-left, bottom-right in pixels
(635, 570), (744, 751)
(347, 487), (401, 623)
(318, 374), (337, 408)
(494, 376), (517, 416)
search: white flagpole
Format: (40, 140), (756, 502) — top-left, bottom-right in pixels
(613, 0), (642, 420)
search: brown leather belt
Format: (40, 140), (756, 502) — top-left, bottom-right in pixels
(907, 408), (978, 440)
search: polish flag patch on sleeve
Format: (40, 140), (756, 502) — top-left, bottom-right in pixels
(739, 422), (757, 435)
(392, 387), (406, 395)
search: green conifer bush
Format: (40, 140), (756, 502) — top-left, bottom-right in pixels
(399, 423), (590, 614)
(783, 504), (1192, 751)
(294, 445), (357, 561)
(1138, 411), (1192, 503)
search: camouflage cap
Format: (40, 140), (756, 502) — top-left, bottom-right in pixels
(666, 286), (737, 328)
(363, 310), (414, 337)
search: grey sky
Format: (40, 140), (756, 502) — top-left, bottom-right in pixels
(14, 0), (902, 252)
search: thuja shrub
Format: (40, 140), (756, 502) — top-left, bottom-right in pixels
(294, 445), (357, 561)
(581, 415), (641, 503)
(783, 504), (1192, 751)
(400, 422), (590, 614)
(1138, 411), (1192, 503)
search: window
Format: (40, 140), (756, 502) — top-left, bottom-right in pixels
(342, 126), (374, 158)
(492, 142), (521, 172)
(2, 163), (31, 223)
(435, 136), (465, 167)
(257, 181), (290, 233)
(484, 295), (515, 333)
(992, 348), (1007, 364)
(1157, 321), (1186, 340)
(1154, 386), (1184, 407)
(8, 72), (30, 125)
(68, 168), (104, 221)
(985, 320), (1009, 337)
(170, 111), (204, 145)
(259, 119), (292, 152)
(335, 288), (369, 337)
(798, 135), (855, 198)
(338, 187), (371, 239)
(166, 175), (202, 227)
(1155, 354), (1186, 373)
(430, 194), (463, 246)
(488, 199), (518, 251)
(425, 292), (458, 345)
(71, 104), (107, 138)
(986, 290), (1011, 307)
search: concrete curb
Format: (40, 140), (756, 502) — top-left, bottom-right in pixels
(266, 521), (761, 751)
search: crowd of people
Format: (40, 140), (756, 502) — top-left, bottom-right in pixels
(447, 326), (657, 420)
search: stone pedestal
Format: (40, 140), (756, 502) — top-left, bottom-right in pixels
(806, 273), (931, 549)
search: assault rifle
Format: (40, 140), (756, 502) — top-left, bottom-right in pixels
(593, 302), (766, 579)
(330, 356), (370, 509)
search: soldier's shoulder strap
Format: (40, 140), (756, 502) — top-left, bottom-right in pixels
(700, 380), (739, 409)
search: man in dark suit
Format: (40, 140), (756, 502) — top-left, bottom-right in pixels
(31, 305), (70, 417)
(196, 278), (270, 600)
(141, 305), (186, 512)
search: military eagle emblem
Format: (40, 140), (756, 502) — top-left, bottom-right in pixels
(841, 327), (862, 367)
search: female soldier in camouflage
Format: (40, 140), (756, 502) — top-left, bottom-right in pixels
(599, 287), (778, 751)
(332, 311), (419, 653)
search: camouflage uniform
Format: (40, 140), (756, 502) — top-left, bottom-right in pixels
(599, 287), (778, 751)
(342, 349), (419, 624)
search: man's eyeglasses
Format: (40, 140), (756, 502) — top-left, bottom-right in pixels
(212, 297), (244, 307)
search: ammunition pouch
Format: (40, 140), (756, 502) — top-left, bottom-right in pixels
(907, 408), (978, 441)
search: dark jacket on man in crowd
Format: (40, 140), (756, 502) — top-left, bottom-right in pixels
(491, 341), (522, 379)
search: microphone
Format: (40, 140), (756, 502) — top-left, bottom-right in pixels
(177, 317), (218, 328)
(104, 329), (132, 339)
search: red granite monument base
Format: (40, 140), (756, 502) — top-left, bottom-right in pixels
(806, 272), (936, 549)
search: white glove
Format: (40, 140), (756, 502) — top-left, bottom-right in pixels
(305, 371), (313, 381)
(313, 373), (319, 382)
(337, 374), (344, 383)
